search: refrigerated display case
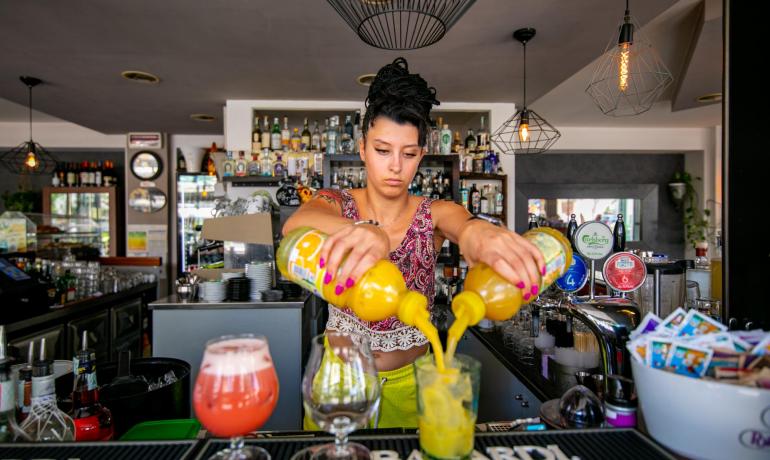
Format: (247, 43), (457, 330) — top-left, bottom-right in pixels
(42, 187), (120, 256)
(177, 173), (218, 274)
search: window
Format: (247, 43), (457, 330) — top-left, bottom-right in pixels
(528, 198), (641, 241)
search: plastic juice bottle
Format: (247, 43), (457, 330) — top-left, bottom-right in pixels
(445, 227), (573, 361)
(278, 226), (447, 371)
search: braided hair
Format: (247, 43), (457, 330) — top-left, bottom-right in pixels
(363, 57), (440, 147)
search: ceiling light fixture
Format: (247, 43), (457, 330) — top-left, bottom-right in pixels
(491, 28), (561, 155)
(0, 77), (57, 175)
(326, 0), (477, 50)
(586, 0), (674, 116)
(696, 92), (722, 103)
(121, 70), (160, 84)
(356, 74), (376, 87)
(190, 114), (216, 122)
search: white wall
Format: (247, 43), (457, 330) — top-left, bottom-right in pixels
(0, 121), (124, 149)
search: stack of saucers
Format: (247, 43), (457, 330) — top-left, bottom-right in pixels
(246, 262), (272, 300)
(260, 289), (284, 302)
(226, 276), (252, 301)
(199, 280), (226, 302)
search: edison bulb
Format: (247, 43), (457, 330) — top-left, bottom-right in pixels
(519, 123), (530, 142)
(24, 151), (38, 169)
(618, 42), (630, 92)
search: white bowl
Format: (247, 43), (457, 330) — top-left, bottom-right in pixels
(632, 358), (770, 459)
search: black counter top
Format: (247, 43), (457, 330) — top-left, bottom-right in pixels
(4, 282), (157, 334)
(469, 327), (562, 402)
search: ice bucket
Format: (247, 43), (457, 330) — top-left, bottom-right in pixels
(631, 358), (770, 459)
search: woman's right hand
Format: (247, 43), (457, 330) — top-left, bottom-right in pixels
(319, 223), (390, 295)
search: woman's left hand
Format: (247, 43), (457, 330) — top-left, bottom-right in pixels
(458, 219), (545, 300)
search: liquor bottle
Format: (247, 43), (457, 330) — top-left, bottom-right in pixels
(612, 213), (626, 252)
(20, 339), (75, 441)
(89, 162), (98, 187)
(301, 118), (311, 151)
(261, 116), (271, 152)
(442, 178), (452, 200)
(290, 128), (302, 152)
(477, 116), (488, 148)
(94, 161), (103, 187)
(353, 111), (362, 146)
(51, 166), (61, 187)
(253, 116), (262, 152)
(286, 149), (297, 178)
(480, 185), (490, 214)
(202, 143), (217, 176)
(528, 214), (539, 229)
(100, 161), (111, 187)
(452, 131), (462, 154)
(494, 186), (504, 215)
(281, 116), (291, 149)
(57, 164), (66, 187)
(80, 161), (90, 187)
(311, 121), (322, 151)
(260, 149), (272, 177)
(273, 153), (285, 177)
(326, 116), (340, 155)
(235, 151), (248, 177)
(321, 118), (329, 152)
(486, 186), (497, 214)
(439, 123), (452, 155)
(66, 162), (76, 187)
(70, 332), (114, 441)
(359, 168), (367, 188)
(465, 129), (477, 154)
(432, 179), (442, 200)
(470, 183), (481, 214)
(270, 117), (282, 151)
(1, 326), (26, 442)
(16, 343), (33, 423)
(247, 153), (260, 176)
(222, 151), (235, 177)
(176, 148), (187, 173)
(340, 114), (354, 154)
(460, 180), (469, 209)
(567, 213), (578, 251)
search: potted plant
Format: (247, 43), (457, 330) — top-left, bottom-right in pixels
(670, 172), (711, 248)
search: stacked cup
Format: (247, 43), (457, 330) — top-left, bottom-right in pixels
(246, 262), (272, 301)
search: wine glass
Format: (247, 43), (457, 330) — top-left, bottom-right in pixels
(302, 332), (381, 460)
(193, 334), (279, 460)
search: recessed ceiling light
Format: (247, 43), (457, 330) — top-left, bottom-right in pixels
(356, 73), (376, 87)
(696, 92), (722, 103)
(190, 113), (216, 122)
(121, 70), (160, 84)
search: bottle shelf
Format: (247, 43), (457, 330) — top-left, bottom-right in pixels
(459, 172), (507, 180)
(220, 176), (282, 187)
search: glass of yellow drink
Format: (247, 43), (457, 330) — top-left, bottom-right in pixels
(414, 354), (480, 460)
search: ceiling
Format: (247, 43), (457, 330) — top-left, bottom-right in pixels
(0, 0), (721, 135)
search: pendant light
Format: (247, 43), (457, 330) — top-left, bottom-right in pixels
(585, 0), (673, 116)
(326, 0), (477, 50)
(1, 77), (57, 175)
(491, 28), (561, 155)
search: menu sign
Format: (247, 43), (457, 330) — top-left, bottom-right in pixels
(603, 252), (646, 292)
(574, 222), (613, 260)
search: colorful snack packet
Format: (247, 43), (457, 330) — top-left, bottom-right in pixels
(693, 332), (734, 351)
(751, 334), (770, 356)
(660, 308), (687, 333)
(665, 342), (713, 378)
(628, 335), (649, 363)
(647, 338), (673, 369)
(675, 309), (728, 337)
(732, 329), (766, 346)
(631, 312), (662, 339)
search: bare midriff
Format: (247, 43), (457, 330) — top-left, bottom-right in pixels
(326, 331), (430, 372)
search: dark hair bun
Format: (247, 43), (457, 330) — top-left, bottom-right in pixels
(363, 57), (440, 146)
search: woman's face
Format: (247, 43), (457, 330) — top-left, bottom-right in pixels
(360, 116), (424, 198)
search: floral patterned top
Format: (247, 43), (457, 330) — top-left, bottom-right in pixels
(323, 189), (438, 351)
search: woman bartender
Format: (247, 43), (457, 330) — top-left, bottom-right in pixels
(283, 58), (544, 428)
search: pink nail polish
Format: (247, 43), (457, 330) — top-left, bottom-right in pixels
(523, 293), (531, 301)
(541, 265), (546, 276)
(345, 277), (355, 288)
(334, 285), (344, 296)
(324, 272), (332, 285)
(319, 258), (325, 268)
(531, 285), (539, 296)
(516, 281), (526, 289)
